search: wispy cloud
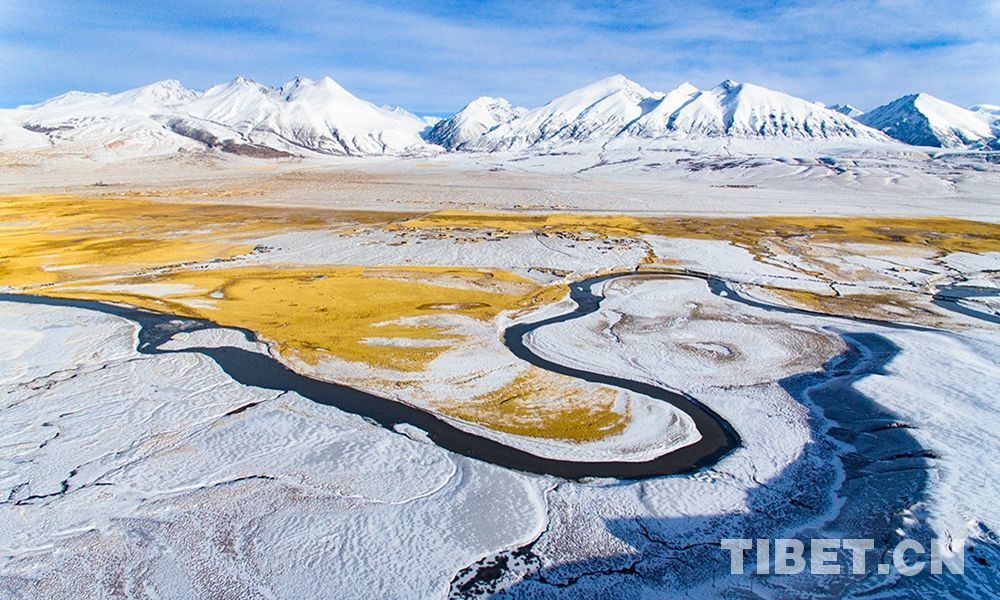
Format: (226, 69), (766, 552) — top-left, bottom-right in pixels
(1, 0), (996, 113)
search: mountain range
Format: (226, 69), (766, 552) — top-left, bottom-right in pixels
(1, 75), (996, 160)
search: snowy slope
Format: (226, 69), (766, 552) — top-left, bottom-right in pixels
(828, 103), (864, 118)
(970, 104), (1000, 141)
(267, 76), (429, 155)
(657, 80), (886, 140)
(0, 77), (436, 158)
(463, 77), (887, 151)
(859, 93), (994, 148)
(465, 75), (658, 151)
(424, 97), (526, 149)
(183, 77), (282, 131)
(9, 80), (207, 157)
(624, 82), (700, 137)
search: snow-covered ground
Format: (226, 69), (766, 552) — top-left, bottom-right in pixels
(1, 126), (998, 595)
(0, 301), (550, 597)
(2, 235), (997, 596)
(4, 148), (998, 222)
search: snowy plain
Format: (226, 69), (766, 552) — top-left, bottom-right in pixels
(1, 221), (998, 597)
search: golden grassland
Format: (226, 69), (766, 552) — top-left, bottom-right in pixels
(0, 194), (409, 288)
(435, 368), (629, 442)
(397, 210), (1000, 255)
(4, 194), (999, 441)
(6, 196), (996, 296)
(768, 287), (939, 321)
(47, 265), (562, 372)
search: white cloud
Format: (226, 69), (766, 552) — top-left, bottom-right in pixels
(1, 0), (996, 113)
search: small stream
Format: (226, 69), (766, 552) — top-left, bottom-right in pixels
(932, 283), (1000, 324)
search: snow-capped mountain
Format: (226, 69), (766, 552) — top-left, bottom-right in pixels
(2, 75), (996, 161)
(465, 75), (658, 151)
(970, 104), (1000, 139)
(624, 82), (700, 137)
(425, 97), (526, 149)
(828, 103), (864, 118)
(11, 80), (209, 157)
(268, 76), (428, 155)
(636, 80), (883, 140)
(4, 77), (433, 158)
(462, 76), (887, 151)
(858, 93), (994, 148)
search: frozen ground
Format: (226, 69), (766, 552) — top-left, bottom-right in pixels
(2, 250), (997, 597)
(1, 150), (998, 596)
(2, 148), (999, 220)
(0, 302), (550, 598)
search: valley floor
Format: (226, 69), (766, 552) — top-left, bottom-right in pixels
(0, 158), (998, 598)
(2, 147), (1000, 220)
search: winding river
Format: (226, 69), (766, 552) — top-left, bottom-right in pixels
(0, 269), (932, 479)
(932, 284), (1000, 325)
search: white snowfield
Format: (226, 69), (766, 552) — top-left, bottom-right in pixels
(0, 303), (549, 598)
(2, 74), (997, 162)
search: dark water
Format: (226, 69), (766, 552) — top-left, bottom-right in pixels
(932, 284), (1000, 324)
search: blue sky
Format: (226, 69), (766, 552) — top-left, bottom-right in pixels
(1, 0), (997, 114)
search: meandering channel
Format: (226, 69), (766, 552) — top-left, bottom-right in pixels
(932, 284), (1000, 325)
(3, 269), (921, 479)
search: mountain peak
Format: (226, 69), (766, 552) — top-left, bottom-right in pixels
(426, 96), (524, 150)
(717, 79), (741, 93)
(281, 75), (356, 103)
(316, 76), (344, 89)
(829, 103), (865, 118)
(466, 96), (513, 108)
(280, 76), (312, 97)
(572, 74), (652, 99)
(860, 92), (992, 148)
(603, 74), (636, 86)
(231, 76), (261, 87)
(116, 79), (198, 107)
(675, 82), (699, 95)
(147, 79), (185, 89)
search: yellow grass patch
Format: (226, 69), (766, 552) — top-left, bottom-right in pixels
(767, 287), (937, 322)
(397, 210), (647, 237)
(436, 368), (629, 442)
(397, 210), (1000, 256)
(642, 215), (1000, 257)
(0, 194), (410, 288)
(46, 266), (561, 372)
